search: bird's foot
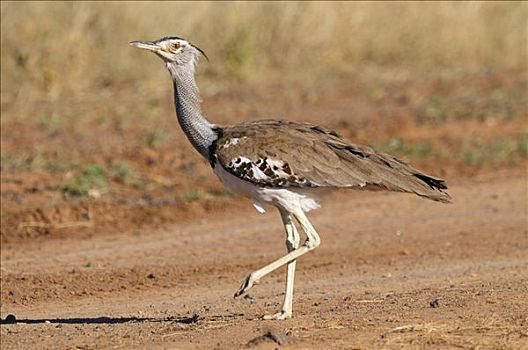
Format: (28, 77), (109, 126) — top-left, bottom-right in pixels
(234, 273), (257, 298)
(263, 310), (292, 320)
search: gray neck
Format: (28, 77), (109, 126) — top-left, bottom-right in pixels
(167, 62), (217, 160)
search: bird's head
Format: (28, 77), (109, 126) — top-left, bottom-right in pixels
(130, 36), (207, 67)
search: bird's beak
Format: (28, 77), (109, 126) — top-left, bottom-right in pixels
(129, 40), (160, 52)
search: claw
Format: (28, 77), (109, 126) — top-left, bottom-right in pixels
(234, 274), (256, 298)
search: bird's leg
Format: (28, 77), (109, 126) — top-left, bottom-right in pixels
(234, 209), (321, 317)
(263, 209), (301, 320)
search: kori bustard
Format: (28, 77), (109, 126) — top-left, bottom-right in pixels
(131, 36), (451, 320)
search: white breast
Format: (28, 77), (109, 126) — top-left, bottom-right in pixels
(213, 161), (323, 214)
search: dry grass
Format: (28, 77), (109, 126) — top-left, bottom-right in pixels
(1, 2), (526, 103)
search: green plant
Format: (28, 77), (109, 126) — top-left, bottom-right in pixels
(61, 164), (108, 197)
(457, 134), (528, 166)
(111, 162), (135, 184)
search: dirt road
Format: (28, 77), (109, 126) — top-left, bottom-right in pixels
(1, 172), (527, 349)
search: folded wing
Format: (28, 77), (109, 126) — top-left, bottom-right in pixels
(214, 120), (451, 203)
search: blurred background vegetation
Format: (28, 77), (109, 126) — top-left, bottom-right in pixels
(1, 2), (526, 97)
(1, 2), (526, 238)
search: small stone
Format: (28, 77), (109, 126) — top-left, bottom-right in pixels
(146, 273), (156, 279)
(4, 314), (16, 324)
(247, 330), (288, 347)
(429, 299), (440, 308)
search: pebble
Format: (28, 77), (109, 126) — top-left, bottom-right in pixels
(429, 299), (440, 308)
(4, 314), (16, 324)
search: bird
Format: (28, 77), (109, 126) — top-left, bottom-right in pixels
(130, 36), (451, 320)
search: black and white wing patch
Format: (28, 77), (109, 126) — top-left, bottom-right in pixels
(224, 156), (317, 188)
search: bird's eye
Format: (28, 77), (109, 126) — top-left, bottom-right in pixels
(169, 42), (181, 51)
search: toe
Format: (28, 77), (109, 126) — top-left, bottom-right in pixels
(234, 274), (254, 298)
(263, 311), (291, 320)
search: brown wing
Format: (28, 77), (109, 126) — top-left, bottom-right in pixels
(214, 120), (451, 203)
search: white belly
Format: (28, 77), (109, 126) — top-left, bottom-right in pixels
(213, 162), (322, 213)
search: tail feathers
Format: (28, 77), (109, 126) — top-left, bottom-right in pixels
(412, 173), (452, 203)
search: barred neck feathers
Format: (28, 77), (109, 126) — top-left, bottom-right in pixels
(167, 60), (217, 160)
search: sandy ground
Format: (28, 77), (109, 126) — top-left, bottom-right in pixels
(1, 171), (527, 349)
